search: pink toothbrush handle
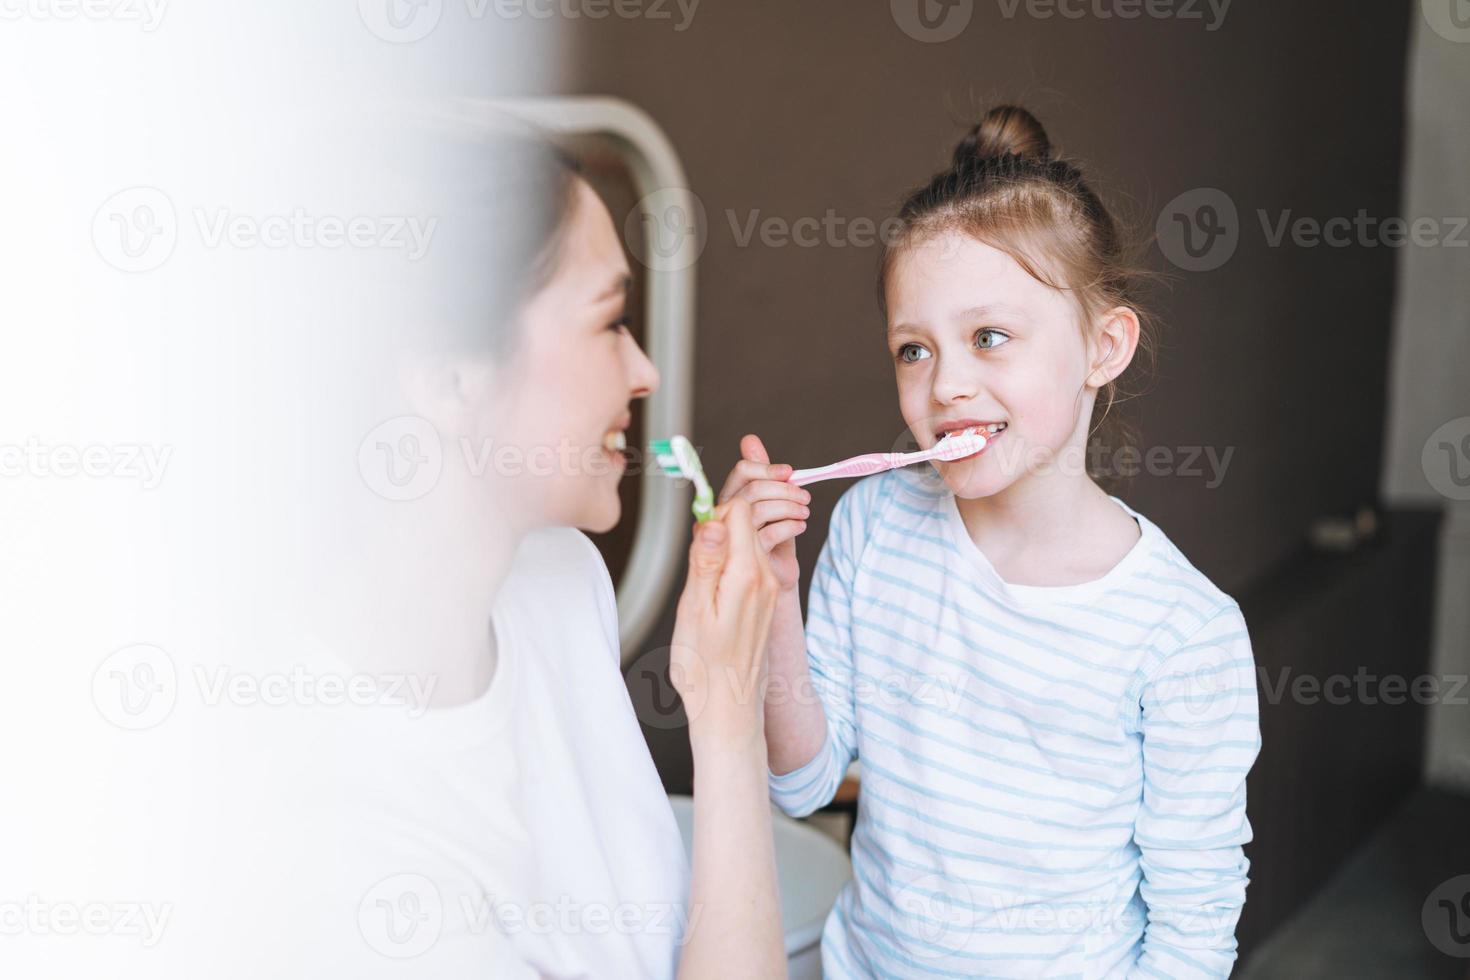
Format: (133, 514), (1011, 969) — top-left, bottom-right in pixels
(787, 453), (900, 487)
(786, 438), (973, 487)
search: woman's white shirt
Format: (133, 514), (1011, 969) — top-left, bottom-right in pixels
(236, 527), (689, 979)
(489, 527), (690, 978)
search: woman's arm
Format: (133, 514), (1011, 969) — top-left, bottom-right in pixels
(668, 499), (787, 980)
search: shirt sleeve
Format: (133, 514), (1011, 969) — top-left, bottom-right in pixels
(1131, 602), (1261, 980)
(768, 479), (869, 818)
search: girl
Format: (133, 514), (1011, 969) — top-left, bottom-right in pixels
(722, 105), (1260, 978)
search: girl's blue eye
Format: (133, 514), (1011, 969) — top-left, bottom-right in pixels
(976, 328), (1010, 350)
(897, 343), (930, 364)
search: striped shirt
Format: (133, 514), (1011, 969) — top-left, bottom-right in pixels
(770, 467), (1260, 979)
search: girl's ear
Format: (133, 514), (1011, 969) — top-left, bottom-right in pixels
(1087, 307), (1141, 389)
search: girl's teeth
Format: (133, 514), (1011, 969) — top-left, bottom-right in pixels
(941, 423), (1006, 439)
(603, 431), (627, 453)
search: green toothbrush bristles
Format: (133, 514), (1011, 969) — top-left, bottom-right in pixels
(648, 439), (682, 476)
(648, 436), (716, 523)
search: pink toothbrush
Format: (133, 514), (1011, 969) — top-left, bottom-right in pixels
(786, 429), (989, 487)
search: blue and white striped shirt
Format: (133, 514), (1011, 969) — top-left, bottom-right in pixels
(770, 467), (1260, 979)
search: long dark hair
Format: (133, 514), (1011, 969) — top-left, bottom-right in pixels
(401, 112), (583, 357)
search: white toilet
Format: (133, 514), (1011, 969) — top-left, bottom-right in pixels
(667, 795), (851, 979)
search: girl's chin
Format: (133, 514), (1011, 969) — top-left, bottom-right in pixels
(938, 461), (1012, 500)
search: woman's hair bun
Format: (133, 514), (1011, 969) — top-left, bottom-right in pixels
(952, 105), (1052, 168)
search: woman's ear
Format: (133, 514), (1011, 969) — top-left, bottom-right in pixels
(1087, 307), (1140, 389)
(399, 354), (500, 434)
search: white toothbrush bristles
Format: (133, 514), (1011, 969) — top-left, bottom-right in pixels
(934, 431), (987, 461)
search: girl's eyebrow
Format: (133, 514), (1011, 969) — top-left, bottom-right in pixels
(888, 301), (1025, 337)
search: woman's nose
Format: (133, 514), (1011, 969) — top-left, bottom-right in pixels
(626, 335), (660, 399)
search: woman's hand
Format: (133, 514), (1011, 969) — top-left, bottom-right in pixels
(716, 435), (809, 593)
(669, 496), (790, 979)
(668, 497), (782, 748)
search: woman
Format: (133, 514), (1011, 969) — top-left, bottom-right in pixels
(296, 122), (792, 978)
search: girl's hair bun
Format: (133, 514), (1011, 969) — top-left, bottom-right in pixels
(952, 104), (1053, 167)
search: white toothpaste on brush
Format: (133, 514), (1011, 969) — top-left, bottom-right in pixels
(787, 423), (1001, 488)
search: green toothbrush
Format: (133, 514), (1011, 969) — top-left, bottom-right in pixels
(649, 436), (716, 523)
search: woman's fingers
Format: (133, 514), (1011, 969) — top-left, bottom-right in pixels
(715, 498), (765, 589)
(678, 517), (729, 617)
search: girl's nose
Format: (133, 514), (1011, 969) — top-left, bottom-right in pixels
(626, 335), (660, 399)
(931, 361), (977, 405)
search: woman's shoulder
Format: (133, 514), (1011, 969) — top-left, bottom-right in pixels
(502, 527), (610, 593)
(497, 527), (619, 653)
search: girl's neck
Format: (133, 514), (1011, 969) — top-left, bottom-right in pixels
(953, 467), (1137, 587)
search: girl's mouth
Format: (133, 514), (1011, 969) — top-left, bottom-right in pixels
(937, 421), (1006, 460)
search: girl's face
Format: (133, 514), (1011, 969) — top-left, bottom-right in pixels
(885, 231), (1100, 500)
(489, 177), (659, 532)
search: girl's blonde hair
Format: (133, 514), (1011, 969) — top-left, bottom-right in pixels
(879, 105), (1157, 482)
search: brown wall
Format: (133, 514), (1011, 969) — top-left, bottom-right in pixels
(567, 0), (1410, 598)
